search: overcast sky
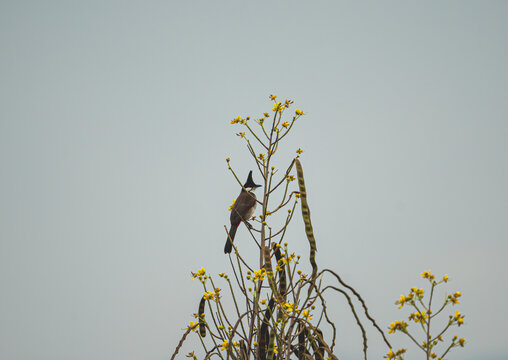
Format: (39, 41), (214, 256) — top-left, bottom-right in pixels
(1, 1), (507, 360)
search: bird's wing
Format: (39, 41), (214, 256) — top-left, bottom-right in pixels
(230, 192), (257, 224)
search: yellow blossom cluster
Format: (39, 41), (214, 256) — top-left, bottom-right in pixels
(388, 320), (408, 334)
(187, 321), (198, 332)
(282, 302), (298, 313)
(295, 109), (304, 116)
(272, 102), (284, 113)
(408, 310), (429, 324)
(220, 340), (228, 351)
(276, 252), (297, 270)
(301, 309), (312, 321)
(421, 270), (436, 282)
(269, 95), (295, 114)
(191, 267), (206, 281)
(203, 290), (215, 301)
(395, 293), (414, 309)
(388, 272), (465, 359)
(230, 116), (248, 125)
(252, 268), (266, 281)
(448, 291), (462, 305)
(385, 348), (406, 360)
(453, 310), (465, 326)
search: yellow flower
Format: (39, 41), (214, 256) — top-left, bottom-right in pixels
(454, 291), (462, 298)
(302, 309), (312, 321)
(286, 175), (295, 182)
(443, 274), (449, 282)
(295, 109), (304, 115)
(263, 112), (270, 117)
(284, 302), (295, 313)
(203, 291), (215, 300)
(270, 94), (277, 101)
(258, 153), (265, 161)
(385, 349), (394, 360)
(395, 295), (406, 309)
(253, 268), (266, 281)
(237, 132), (245, 138)
(409, 310), (428, 323)
(219, 272), (225, 277)
(296, 148), (303, 154)
(385, 349), (407, 360)
(191, 267), (206, 280)
(449, 295), (460, 305)
(231, 116), (242, 124)
(420, 270), (435, 281)
(188, 321), (198, 332)
(260, 299), (267, 305)
(453, 310), (465, 325)
(430, 352), (437, 358)
(282, 121), (289, 128)
(458, 337), (466, 347)
(388, 320), (408, 334)
(220, 340), (228, 351)
(253, 341), (258, 346)
(272, 102), (282, 112)
(228, 199), (235, 211)
(233, 341), (240, 347)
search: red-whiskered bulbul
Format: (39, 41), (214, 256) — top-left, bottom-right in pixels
(225, 170), (261, 254)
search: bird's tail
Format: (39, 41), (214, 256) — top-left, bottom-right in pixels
(224, 224), (238, 254)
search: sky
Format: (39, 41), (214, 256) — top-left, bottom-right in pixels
(1, 1), (507, 359)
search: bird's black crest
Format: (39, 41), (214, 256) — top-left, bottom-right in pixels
(244, 170), (261, 188)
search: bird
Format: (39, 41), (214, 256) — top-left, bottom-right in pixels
(225, 170), (261, 254)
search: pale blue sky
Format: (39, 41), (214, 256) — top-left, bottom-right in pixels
(1, 1), (507, 359)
